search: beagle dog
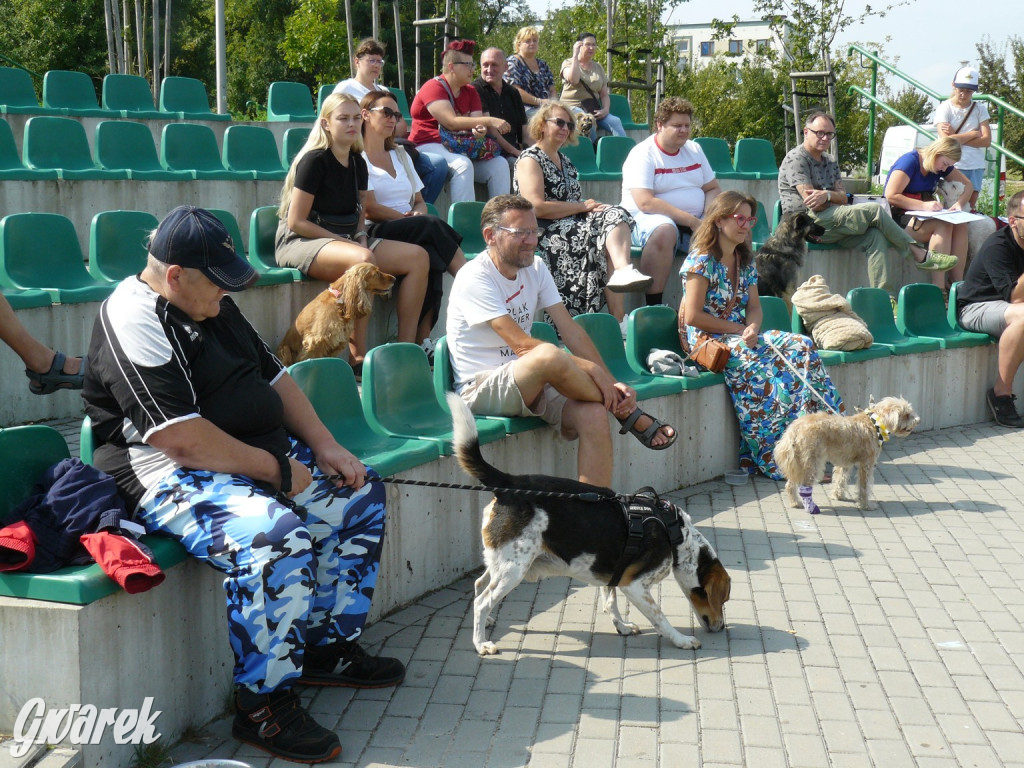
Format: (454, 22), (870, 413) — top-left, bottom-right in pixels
(448, 393), (731, 656)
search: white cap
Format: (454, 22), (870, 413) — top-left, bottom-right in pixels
(953, 66), (979, 91)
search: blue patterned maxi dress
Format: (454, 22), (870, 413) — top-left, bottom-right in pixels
(680, 251), (843, 479)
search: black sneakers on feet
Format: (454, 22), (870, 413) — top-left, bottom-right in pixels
(987, 388), (1024, 428)
(299, 640), (406, 688)
(233, 687), (341, 763)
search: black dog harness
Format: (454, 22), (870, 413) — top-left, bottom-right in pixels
(606, 487), (686, 587)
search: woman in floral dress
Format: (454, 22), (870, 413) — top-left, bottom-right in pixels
(679, 190), (843, 478)
(513, 101), (651, 318)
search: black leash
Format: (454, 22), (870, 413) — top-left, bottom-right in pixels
(326, 474), (616, 503)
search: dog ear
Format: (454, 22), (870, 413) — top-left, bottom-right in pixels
(342, 264), (376, 317)
(867, 394), (876, 408)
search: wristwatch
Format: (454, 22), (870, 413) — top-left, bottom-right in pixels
(846, 192), (854, 205)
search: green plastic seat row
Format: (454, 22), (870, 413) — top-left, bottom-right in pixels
(560, 136), (619, 181)
(623, 305), (724, 389)
(574, 312), (685, 399)
(42, 71), (227, 120)
(0, 424), (189, 605)
(0, 118), (58, 180)
(896, 283), (991, 349)
(0, 66), (64, 115)
(692, 136), (779, 181)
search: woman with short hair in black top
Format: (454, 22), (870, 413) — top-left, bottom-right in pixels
(275, 92), (429, 368)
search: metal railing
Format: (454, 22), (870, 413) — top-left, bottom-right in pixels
(848, 44), (1022, 216)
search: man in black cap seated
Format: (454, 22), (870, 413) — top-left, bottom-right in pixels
(82, 205), (403, 764)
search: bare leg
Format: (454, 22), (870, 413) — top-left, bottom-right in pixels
(604, 222), (635, 271)
(639, 224), (677, 297)
(994, 306), (1024, 397)
(0, 293), (82, 377)
(372, 241), (429, 345)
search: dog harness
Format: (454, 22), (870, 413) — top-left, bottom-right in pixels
(606, 487), (686, 588)
(868, 410), (890, 446)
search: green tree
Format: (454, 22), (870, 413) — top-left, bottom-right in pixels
(0, 0), (108, 87)
(977, 36), (1023, 178)
(281, 0), (351, 87)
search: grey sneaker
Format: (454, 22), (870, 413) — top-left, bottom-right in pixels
(987, 388), (1024, 428)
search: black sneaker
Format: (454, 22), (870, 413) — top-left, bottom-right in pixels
(232, 687), (341, 763)
(987, 388), (1024, 428)
(299, 640), (406, 688)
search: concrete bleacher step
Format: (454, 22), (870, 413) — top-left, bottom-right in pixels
(0, 741), (82, 768)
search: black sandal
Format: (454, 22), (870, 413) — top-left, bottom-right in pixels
(617, 407), (677, 451)
(25, 351), (86, 395)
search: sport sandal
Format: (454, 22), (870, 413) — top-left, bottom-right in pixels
(617, 407), (677, 450)
(25, 351), (86, 395)
(915, 250), (957, 271)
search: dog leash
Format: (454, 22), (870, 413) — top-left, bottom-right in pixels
(764, 334), (841, 416)
(326, 474), (616, 502)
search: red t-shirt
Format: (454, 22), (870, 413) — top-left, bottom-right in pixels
(408, 77), (482, 145)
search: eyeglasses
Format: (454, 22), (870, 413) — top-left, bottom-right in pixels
(495, 225), (544, 239)
(546, 117), (575, 131)
(728, 214), (758, 227)
(369, 106), (402, 120)
(359, 57), (385, 66)
(805, 128), (835, 140)
(453, 60), (475, 69)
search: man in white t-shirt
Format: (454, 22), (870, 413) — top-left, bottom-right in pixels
(620, 97), (721, 307)
(447, 195), (677, 486)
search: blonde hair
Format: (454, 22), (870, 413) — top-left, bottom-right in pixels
(278, 92), (364, 219)
(526, 100), (579, 145)
(920, 136), (962, 173)
(690, 190), (757, 268)
(514, 26), (540, 54)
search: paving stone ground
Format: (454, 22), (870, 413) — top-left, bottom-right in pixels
(147, 420), (1024, 766)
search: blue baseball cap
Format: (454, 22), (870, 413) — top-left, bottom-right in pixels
(150, 206), (257, 291)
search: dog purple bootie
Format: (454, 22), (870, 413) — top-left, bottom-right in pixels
(798, 485), (819, 515)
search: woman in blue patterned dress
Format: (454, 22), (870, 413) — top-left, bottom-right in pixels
(505, 26), (557, 118)
(679, 191), (843, 478)
(513, 101), (652, 319)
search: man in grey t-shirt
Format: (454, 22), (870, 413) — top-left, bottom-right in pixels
(778, 111), (955, 298)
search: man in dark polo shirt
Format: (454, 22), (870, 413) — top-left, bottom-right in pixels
(956, 190), (1024, 427)
(474, 47), (528, 168)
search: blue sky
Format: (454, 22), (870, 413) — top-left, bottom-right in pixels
(527, 0), (1013, 98)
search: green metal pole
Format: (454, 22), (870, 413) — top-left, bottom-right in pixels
(866, 60), (877, 180)
(993, 107), (1004, 217)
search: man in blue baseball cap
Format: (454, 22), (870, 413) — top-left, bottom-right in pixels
(83, 205), (403, 763)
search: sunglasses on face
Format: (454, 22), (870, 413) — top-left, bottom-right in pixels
(729, 214), (758, 227)
(369, 106), (402, 120)
(546, 117), (575, 131)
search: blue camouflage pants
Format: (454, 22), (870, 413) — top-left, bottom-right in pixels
(136, 437), (386, 693)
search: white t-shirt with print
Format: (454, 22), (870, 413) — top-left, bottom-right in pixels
(620, 134), (715, 217)
(446, 252), (562, 392)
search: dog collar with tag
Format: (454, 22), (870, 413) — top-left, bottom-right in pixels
(868, 410), (889, 446)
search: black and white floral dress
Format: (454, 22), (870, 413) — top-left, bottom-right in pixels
(513, 145), (633, 316)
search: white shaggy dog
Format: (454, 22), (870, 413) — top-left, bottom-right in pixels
(775, 396), (920, 513)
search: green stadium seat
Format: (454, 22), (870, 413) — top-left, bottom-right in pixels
(222, 125), (286, 180)
(101, 74), (169, 118)
(42, 70), (119, 117)
(93, 120), (192, 180)
(447, 201), (486, 259)
(624, 305), (723, 389)
(0, 67), (63, 115)
(693, 137), (747, 180)
(608, 93), (647, 131)
(751, 200), (771, 250)
(759, 296), (792, 332)
(248, 205), (304, 282)
(79, 414), (95, 464)
(317, 84), (334, 115)
(208, 209), (288, 290)
(425, 203), (440, 218)
(432, 336), (545, 434)
(947, 281), (990, 337)
(88, 210), (158, 282)
(159, 76), (230, 120)
(288, 357), (441, 476)
(847, 287), (941, 355)
(161, 123), (254, 180)
(2, 287), (52, 309)
(560, 136), (617, 181)
(595, 135), (634, 176)
(531, 320), (559, 345)
(22, 116), (128, 180)
(282, 126), (311, 169)
(573, 312), (684, 398)
(267, 81), (316, 122)
(0, 419), (188, 605)
(896, 283), (992, 349)
(361, 342), (507, 454)
(0, 212), (116, 303)
(733, 137), (779, 180)
(387, 87), (412, 120)
(0, 117), (57, 180)
(790, 306), (889, 364)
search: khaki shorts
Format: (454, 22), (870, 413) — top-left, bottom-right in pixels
(460, 360), (574, 439)
(958, 300), (1007, 337)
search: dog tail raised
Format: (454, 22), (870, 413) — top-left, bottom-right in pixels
(447, 392), (516, 489)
